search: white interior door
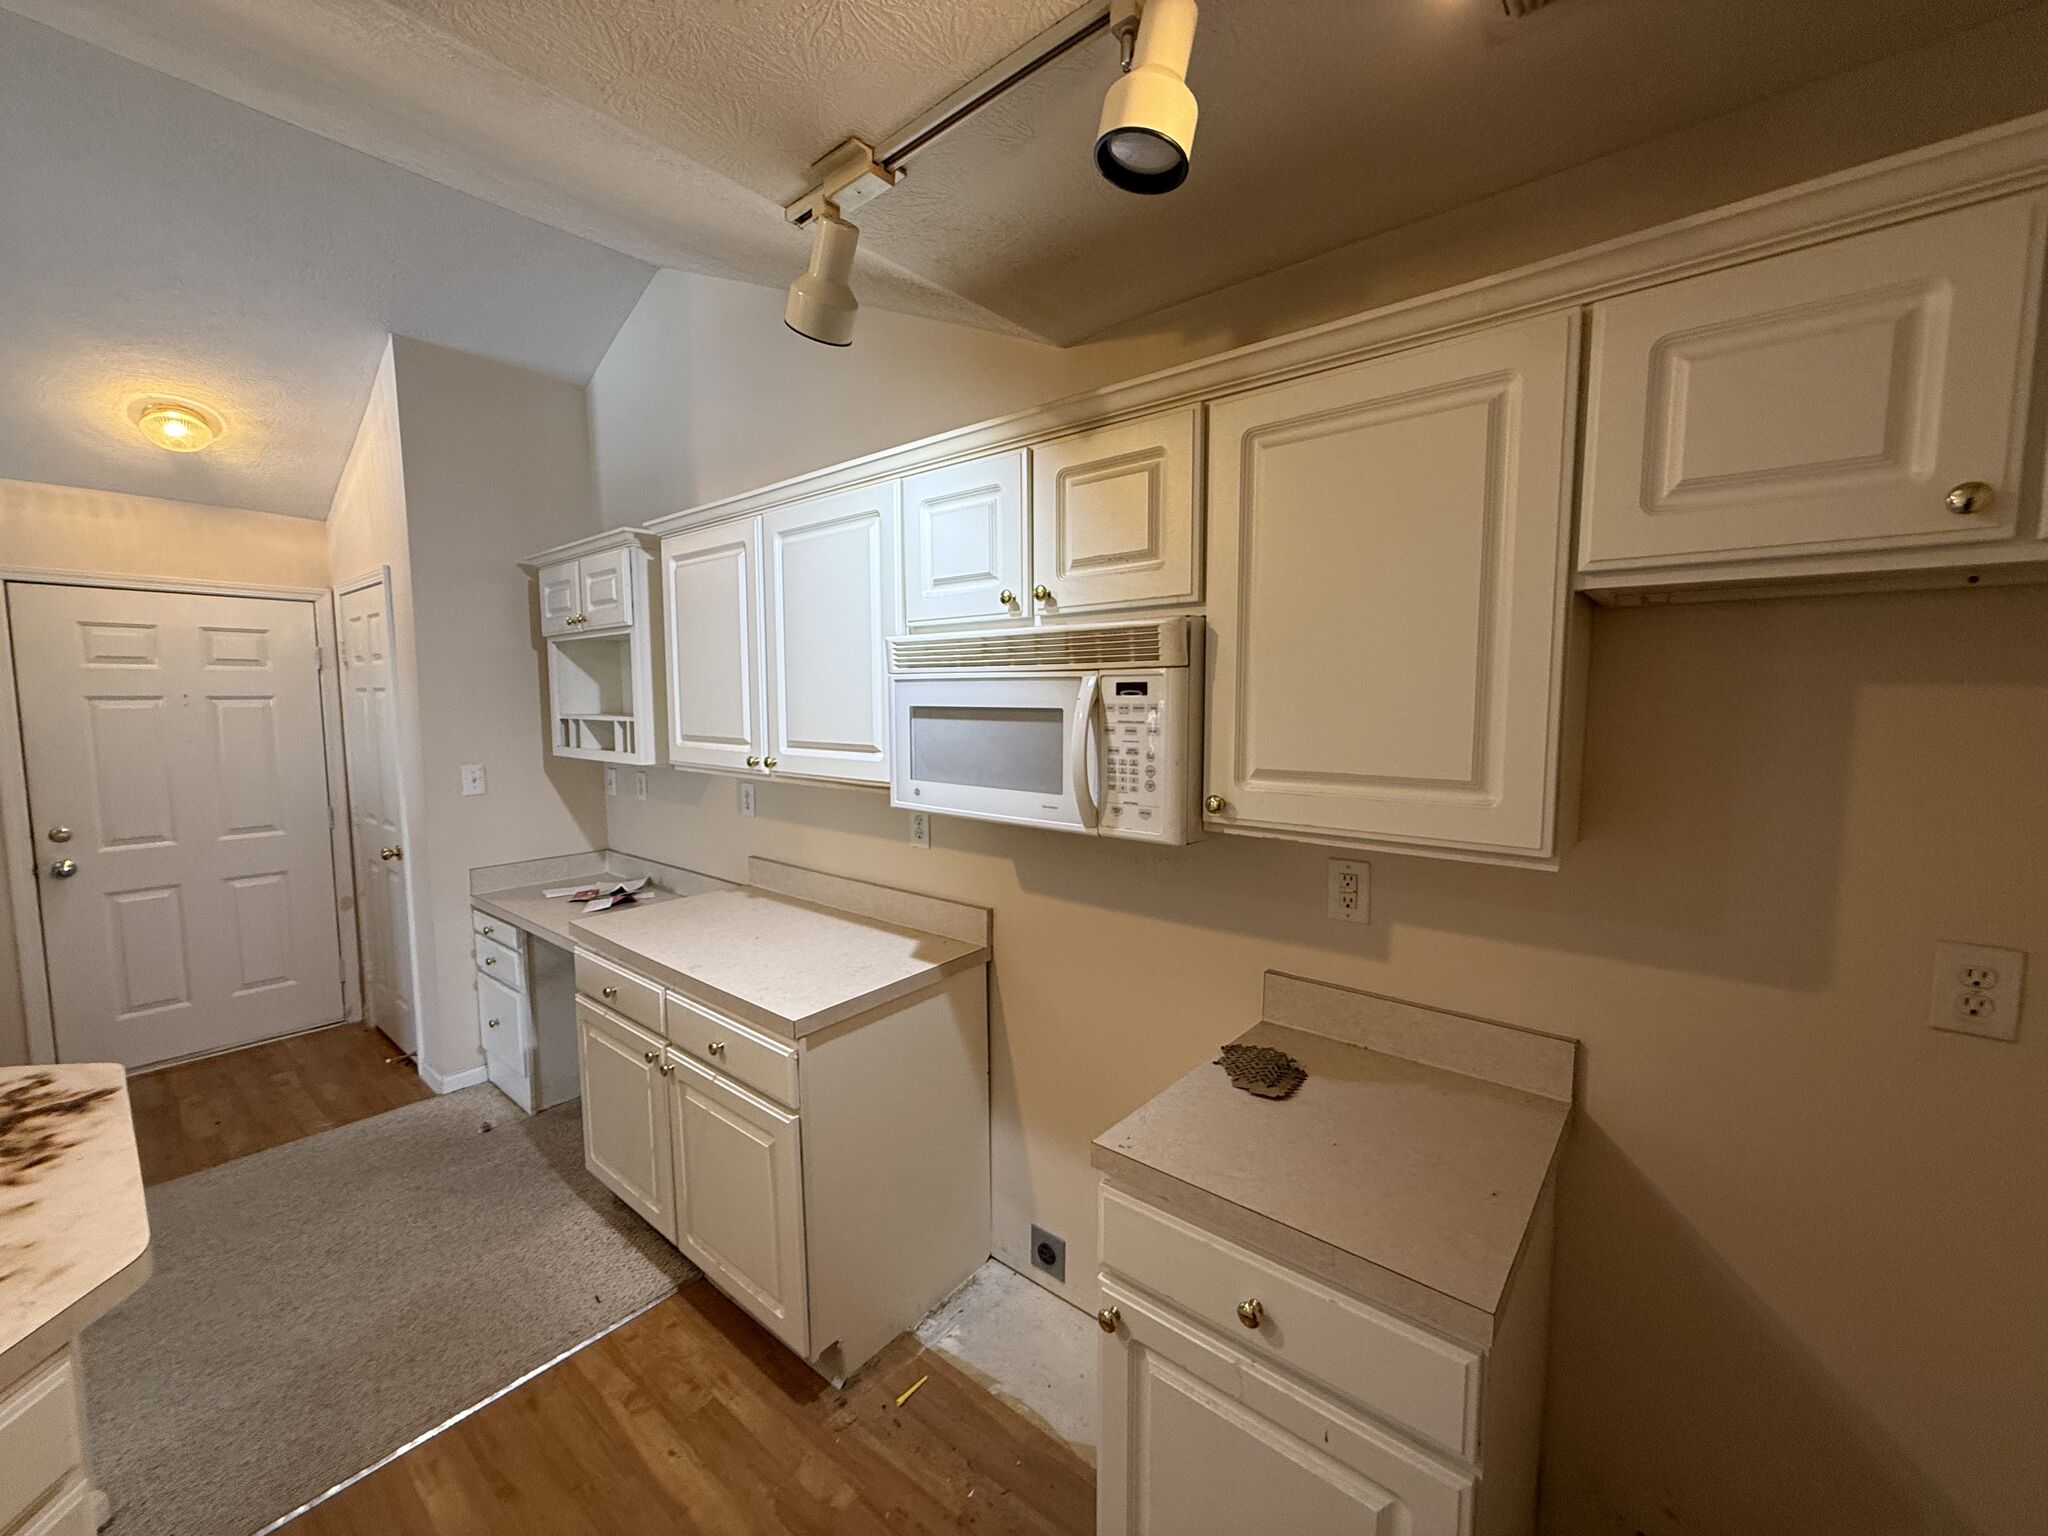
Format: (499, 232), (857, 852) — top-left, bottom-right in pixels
(338, 578), (418, 1056)
(11, 583), (348, 1067)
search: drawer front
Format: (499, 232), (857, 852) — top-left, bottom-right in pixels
(0, 1349), (84, 1532)
(476, 969), (529, 1076)
(473, 929), (524, 990)
(14, 1477), (95, 1536)
(471, 908), (516, 946)
(1100, 1185), (1481, 1459)
(574, 949), (662, 1035)
(665, 991), (799, 1110)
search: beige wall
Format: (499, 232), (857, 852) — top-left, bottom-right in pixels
(387, 337), (608, 1083)
(0, 478), (334, 1065)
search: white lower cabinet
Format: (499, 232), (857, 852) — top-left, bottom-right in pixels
(473, 909), (578, 1114)
(1204, 310), (1583, 865)
(574, 946), (990, 1382)
(575, 1000), (674, 1239)
(668, 1051), (809, 1355)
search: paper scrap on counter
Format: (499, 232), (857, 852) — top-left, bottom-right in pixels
(543, 875), (649, 904)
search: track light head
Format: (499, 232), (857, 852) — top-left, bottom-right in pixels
(1096, 0), (1198, 195)
(785, 214), (861, 347)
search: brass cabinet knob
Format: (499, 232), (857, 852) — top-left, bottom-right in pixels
(47, 826), (72, 844)
(482, 925), (494, 937)
(708, 1040), (726, 1056)
(48, 858), (79, 879)
(602, 985), (618, 999)
(746, 755), (761, 768)
(659, 1060), (675, 1077)
(1096, 1306), (1121, 1334)
(1204, 794), (1225, 815)
(1033, 583), (1052, 603)
(999, 588), (1016, 607)
(380, 845), (402, 861)
(483, 956), (496, 967)
(763, 756), (778, 769)
(486, 1017), (500, 1029)
(643, 1050), (659, 1064)
(1945, 481), (1994, 515)
(1236, 1298), (1265, 1330)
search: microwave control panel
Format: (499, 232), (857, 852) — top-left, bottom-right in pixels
(1099, 672), (1188, 842)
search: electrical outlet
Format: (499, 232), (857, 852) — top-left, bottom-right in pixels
(1327, 858), (1370, 923)
(634, 771), (648, 801)
(1930, 941), (2025, 1041)
(603, 767), (617, 796)
(459, 763), (486, 797)
(739, 781), (755, 818)
(1028, 1224), (1066, 1284)
(909, 811), (929, 848)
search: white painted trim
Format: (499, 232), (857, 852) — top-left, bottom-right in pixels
(418, 1062), (490, 1094)
(519, 526), (657, 570)
(334, 567), (433, 1083)
(644, 109), (2048, 536)
(0, 570), (357, 1065)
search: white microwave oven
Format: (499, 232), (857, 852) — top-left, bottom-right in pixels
(887, 618), (1204, 843)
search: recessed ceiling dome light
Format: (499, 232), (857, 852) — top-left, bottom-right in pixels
(1096, 0), (1199, 195)
(131, 396), (224, 453)
(785, 214), (862, 348)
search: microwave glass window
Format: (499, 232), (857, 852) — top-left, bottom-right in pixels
(909, 707), (1065, 794)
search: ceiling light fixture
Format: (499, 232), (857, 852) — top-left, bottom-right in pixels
(1096, 0), (1199, 195)
(785, 213), (863, 347)
(130, 395), (224, 453)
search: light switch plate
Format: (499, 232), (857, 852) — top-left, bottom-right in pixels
(459, 763), (486, 797)
(1930, 941), (2025, 1041)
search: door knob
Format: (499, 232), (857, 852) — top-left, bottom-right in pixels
(47, 826), (72, 844)
(1945, 481), (1994, 515)
(1204, 794), (1225, 815)
(48, 858), (78, 879)
(1033, 584), (1052, 603)
(380, 846), (402, 861)
(1096, 1306), (1121, 1334)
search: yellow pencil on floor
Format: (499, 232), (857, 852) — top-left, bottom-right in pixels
(895, 1375), (928, 1407)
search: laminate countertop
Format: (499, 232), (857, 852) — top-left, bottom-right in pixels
(471, 879), (707, 951)
(0, 1065), (151, 1381)
(571, 885), (990, 1039)
(1094, 976), (1576, 1350)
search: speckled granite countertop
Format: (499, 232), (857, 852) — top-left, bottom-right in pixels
(0, 1064), (150, 1380)
(1093, 973), (1575, 1350)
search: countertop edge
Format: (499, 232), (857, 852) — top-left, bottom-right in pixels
(0, 1238), (151, 1385)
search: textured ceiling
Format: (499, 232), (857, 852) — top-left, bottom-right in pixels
(6, 0), (2043, 352)
(0, 12), (653, 518)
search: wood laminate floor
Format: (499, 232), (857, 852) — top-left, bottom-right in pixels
(284, 1280), (1096, 1536)
(127, 1021), (433, 1184)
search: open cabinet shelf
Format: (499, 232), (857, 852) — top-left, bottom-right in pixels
(529, 531), (662, 765)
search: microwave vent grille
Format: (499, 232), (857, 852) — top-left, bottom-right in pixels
(889, 619), (1186, 672)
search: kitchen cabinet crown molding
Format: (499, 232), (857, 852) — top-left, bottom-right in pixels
(641, 110), (2048, 539)
(519, 526), (657, 571)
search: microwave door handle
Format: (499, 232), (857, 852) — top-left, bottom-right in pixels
(1070, 672), (1101, 830)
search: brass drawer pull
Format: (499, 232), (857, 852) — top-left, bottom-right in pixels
(1236, 1298), (1265, 1330)
(707, 1040), (726, 1056)
(1096, 1306), (1121, 1334)
(602, 985), (618, 999)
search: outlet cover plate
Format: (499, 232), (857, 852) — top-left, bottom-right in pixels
(910, 811), (929, 848)
(739, 781), (755, 817)
(459, 762), (486, 797)
(1327, 858), (1370, 923)
(1930, 941), (2025, 1041)
(1028, 1224), (1066, 1284)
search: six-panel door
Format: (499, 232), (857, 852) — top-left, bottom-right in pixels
(901, 451), (1029, 627)
(662, 520), (763, 773)
(761, 484), (897, 783)
(1030, 407), (1201, 617)
(1203, 310), (1581, 861)
(669, 1051), (809, 1357)
(577, 1001), (675, 1239)
(1579, 196), (2042, 572)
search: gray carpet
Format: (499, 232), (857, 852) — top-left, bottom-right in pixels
(82, 1086), (697, 1536)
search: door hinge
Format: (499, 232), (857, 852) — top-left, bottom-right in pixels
(316, 645), (325, 672)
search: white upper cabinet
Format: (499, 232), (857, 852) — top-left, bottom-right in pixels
(531, 532), (660, 763)
(901, 451), (1029, 627)
(537, 560), (579, 637)
(579, 544), (635, 630)
(1030, 406), (1202, 617)
(1580, 196), (2045, 582)
(1205, 311), (1582, 864)
(760, 484), (896, 784)
(663, 519), (764, 774)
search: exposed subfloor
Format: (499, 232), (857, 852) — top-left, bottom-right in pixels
(916, 1259), (1099, 1460)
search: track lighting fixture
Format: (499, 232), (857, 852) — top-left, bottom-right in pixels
(785, 214), (862, 347)
(1096, 0), (1199, 194)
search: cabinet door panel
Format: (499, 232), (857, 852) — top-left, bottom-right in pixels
(1098, 1287), (1469, 1536)
(579, 546), (634, 630)
(761, 484), (896, 783)
(901, 451), (1028, 627)
(537, 560), (579, 637)
(1031, 407), (1200, 616)
(577, 1001), (674, 1239)
(662, 520), (762, 772)
(670, 1053), (808, 1356)
(1206, 311), (1579, 859)
(1581, 196), (2041, 570)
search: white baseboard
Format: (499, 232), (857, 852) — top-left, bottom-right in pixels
(420, 1062), (489, 1095)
